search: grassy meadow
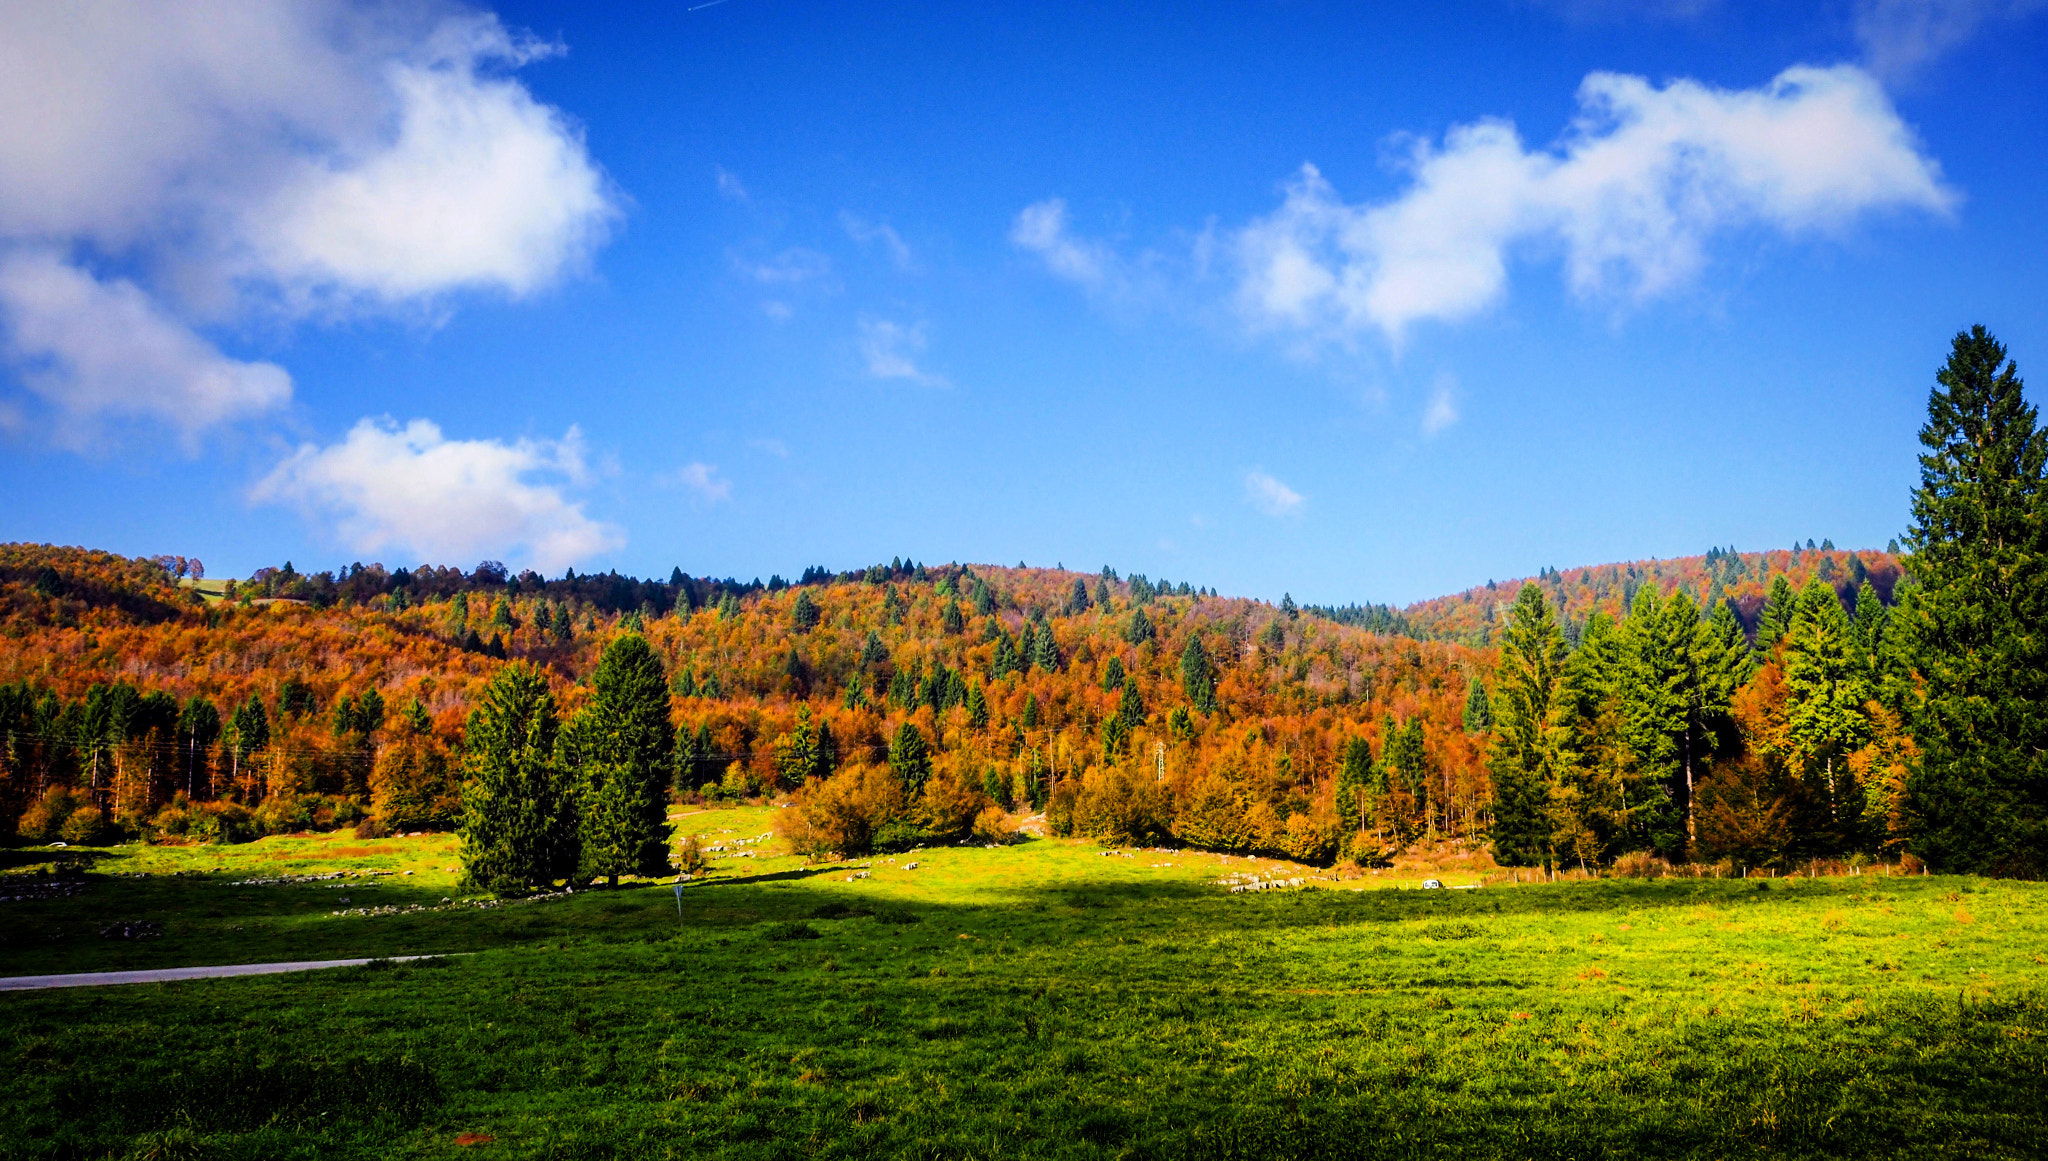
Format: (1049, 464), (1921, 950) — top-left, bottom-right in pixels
(2, 813), (2044, 1159)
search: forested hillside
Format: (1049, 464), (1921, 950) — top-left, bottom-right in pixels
(0, 329), (2040, 880)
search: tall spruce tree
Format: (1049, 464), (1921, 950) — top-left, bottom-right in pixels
(571, 635), (675, 886)
(1900, 326), (2048, 875)
(889, 721), (932, 795)
(1180, 636), (1217, 713)
(461, 664), (577, 892)
(1754, 574), (1796, 655)
(1782, 578), (1871, 843)
(1612, 586), (1690, 856)
(1489, 583), (1563, 866)
(1462, 674), (1493, 733)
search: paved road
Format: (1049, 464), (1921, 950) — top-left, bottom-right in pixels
(0, 955), (450, 991)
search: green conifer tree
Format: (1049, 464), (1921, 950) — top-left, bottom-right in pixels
(460, 664), (577, 892)
(1462, 674), (1493, 733)
(888, 721), (932, 795)
(792, 590), (821, 632)
(965, 680), (990, 729)
(1754, 574), (1796, 654)
(1180, 636), (1217, 713)
(1101, 656), (1125, 692)
(1782, 578), (1871, 843)
(570, 634), (675, 886)
(1489, 583), (1563, 866)
(1031, 620), (1062, 672)
(1117, 680), (1145, 729)
(1899, 327), (2048, 874)
(1125, 606), (1154, 646)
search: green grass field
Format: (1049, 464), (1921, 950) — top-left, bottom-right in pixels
(3, 815), (2044, 1159)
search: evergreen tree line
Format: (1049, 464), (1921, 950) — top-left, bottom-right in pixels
(1483, 327), (2047, 876)
(459, 634), (676, 891)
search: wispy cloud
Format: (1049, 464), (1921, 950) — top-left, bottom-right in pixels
(1010, 198), (1119, 289)
(253, 418), (621, 572)
(841, 212), (915, 270)
(1245, 470), (1304, 518)
(1423, 374), (1459, 435)
(671, 461), (732, 505)
(732, 247), (833, 286)
(1854, 0), (2047, 81)
(715, 165), (749, 201)
(748, 437), (790, 458)
(857, 316), (947, 386)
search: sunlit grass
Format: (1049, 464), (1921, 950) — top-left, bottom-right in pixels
(3, 822), (2044, 1159)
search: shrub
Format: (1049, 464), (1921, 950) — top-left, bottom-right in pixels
(917, 764), (991, 846)
(778, 764), (912, 858)
(971, 805), (1017, 845)
(676, 833), (706, 874)
(764, 921), (820, 941)
(1046, 779), (1079, 837)
(369, 733), (459, 832)
(1614, 851), (1672, 879)
(1075, 764), (1171, 844)
(60, 804), (106, 845)
(18, 785), (91, 842)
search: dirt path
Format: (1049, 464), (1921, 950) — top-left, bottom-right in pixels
(0, 955), (450, 992)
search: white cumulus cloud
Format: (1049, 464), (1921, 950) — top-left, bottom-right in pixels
(253, 417), (622, 572)
(1232, 65), (1953, 344)
(857, 317), (947, 386)
(1245, 470), (1304, 518)
(0, 1), (617, 439)
(0, 251), (291, 448)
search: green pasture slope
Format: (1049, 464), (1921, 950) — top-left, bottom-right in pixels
(2, 812), (2044, 1160)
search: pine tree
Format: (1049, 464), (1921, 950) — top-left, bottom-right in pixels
(1782, 578), (1871, 843)
(991, 631), (1020, 680)
(460, 664), (577, 892)
(1101, 656), (1125, 692)
(1754, 574), (1795, 654)
(972, 578), (996, 616)
(1031, 619), (1062, 672)
(941, 600), (964, 635)
(1125, 606), (1154, 646)
(1462, 675), (1493, 733)
(1117, 680), (1145, 729)
(888, 721), (932, 795)
(1899, 326), (2048, 874)
(1335, 737), (1373, 833)
(861, 631), (889, 669)
(1489, 584), (1563, 866)
(774, 705), (823, 787)
(570, 635), (675, 886)
(1094, 577), (1112, 608)
(792, 590), (821, 632)
(1021, 692), (1040, 729)
(551, 603), (574, 643)
(1180, 636), (1217, 713)
(1066, 577), (1091, 615)
(965, 681), (990, 729)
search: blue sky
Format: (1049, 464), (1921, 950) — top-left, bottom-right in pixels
(1, 0), (2043, 605)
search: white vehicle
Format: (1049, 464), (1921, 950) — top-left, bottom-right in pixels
(1421, 878), (1443, 889)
